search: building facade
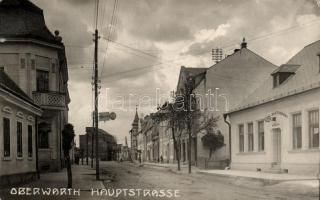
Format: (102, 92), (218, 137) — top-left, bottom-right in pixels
(192, 39), (277, 168)
(0, 70), (42, 187)
(0, 0), (70, 172)
(79, 127), (117, 161)
(226, 40), (320, 175)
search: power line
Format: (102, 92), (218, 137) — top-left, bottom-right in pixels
(100, 0), (119, 79)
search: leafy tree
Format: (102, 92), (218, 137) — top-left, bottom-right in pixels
(151, 101), (186, 171)
(201, 117), (224, 160)
(62, 123), (75, 188)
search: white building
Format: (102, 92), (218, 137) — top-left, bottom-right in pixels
(225, 40), (320, 175)
(0, 70), (42, 187)
(0, 0), (70, 173)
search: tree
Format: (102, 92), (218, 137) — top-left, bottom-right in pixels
(201, 117), (224, 160)
(151, 101), (186, 171)
(62, 123), (75, 188)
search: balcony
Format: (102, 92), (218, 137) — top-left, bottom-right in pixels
(32, 91), (66, 110)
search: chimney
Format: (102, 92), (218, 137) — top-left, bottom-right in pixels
(241, 37), (247, 49)
(234, 49), (240, 53)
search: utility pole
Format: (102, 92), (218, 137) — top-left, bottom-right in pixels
(91, 113), (94, 168)
(94, 29), (100, 180)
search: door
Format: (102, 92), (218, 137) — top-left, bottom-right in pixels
(273, 128), (281, 163)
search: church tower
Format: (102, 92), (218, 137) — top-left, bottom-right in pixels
(130, 106), (139, 159)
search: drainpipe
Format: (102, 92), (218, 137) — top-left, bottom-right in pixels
(223, 114), (231, 166)
(35, 116), (40, 179)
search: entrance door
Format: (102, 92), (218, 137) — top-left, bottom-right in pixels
(273, 128), (281, 164)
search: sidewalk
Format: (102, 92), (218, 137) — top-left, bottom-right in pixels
(25, 164), (105, 190)
(0, 164), (106, 200)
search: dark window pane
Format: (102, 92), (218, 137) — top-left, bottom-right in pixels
(36, 70), (49, 92)
(39, 131), (49, 149)
(17, 122), (22, 157)
(28, 125), (33, 157)
(3, 118), (10, 157)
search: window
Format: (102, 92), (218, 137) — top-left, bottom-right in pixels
(17, 122), (22, 157)
(258, 121), (264, 151)
(248, 123), (254, 152)
(3, 118), (10, 157)
(239, 124), (244, 152)
(39, 130), (49, 149)
(292, 113), (302, 149)
(309, 110), (319, 148)
(36, 70), (49, 92)
(31, 59), (36, 70)
(51, 63), (56, 73)
(28, 125), (33, 158)
(20, 58), (26, 69)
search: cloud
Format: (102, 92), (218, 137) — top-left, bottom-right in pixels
(29, 0), (320, 145)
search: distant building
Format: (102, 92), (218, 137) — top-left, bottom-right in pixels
(175, 38), (277, 168)
(0, 0), (70, 173)
(226, 40), (320, 175)
(79, 127), (117, 161)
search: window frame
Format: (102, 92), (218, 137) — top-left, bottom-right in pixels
(17, 121), (23, 158)
(247, 122), (254, 152)
(308, 109), (319, 149)
(292, 112), (302, 149)
(3, 117), (10, 158)
(36, 69), (49, 92)
(238, 124), (244, 152)
(28, 125), (33, 158)
(258, 120), (265, 151)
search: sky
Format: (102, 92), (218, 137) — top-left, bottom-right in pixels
(31, 0), (320, 146)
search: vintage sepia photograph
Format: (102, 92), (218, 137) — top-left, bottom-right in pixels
(0, 0), (320, 199)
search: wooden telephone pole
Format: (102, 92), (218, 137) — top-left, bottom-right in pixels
(94, 29), (100, 180)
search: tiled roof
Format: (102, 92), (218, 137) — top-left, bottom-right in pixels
(0, 0), (60, 45)
(184, 67), (207, 76)
(228, 40), (320, 114)
(0, 70), (36, 106)
(203, 47), (277, 111)
(176, 66), (208, 92)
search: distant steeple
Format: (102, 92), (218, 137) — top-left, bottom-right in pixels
(241, 37), (247, 49)
(132, 105), (139, 126)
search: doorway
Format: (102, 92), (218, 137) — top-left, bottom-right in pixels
(272, 128), (281, 164)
